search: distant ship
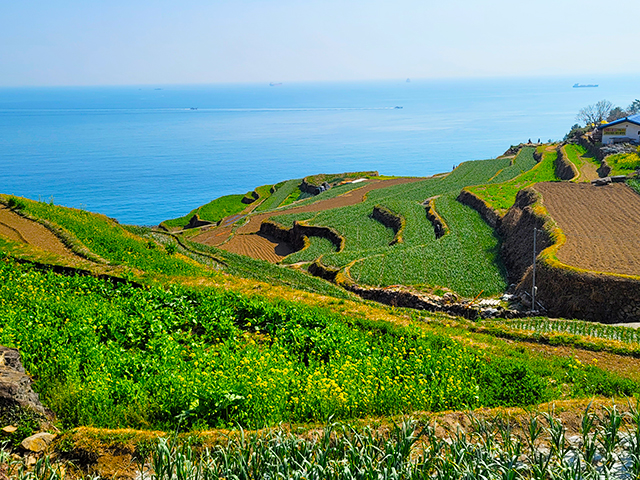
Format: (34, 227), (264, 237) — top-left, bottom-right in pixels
(406, 78), (411, 83)
(394, 106), (403, 109)
(269, 82), (283, 87)
(573, 83), (598, 88)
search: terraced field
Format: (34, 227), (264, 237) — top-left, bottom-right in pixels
(534, 182), (640, 276)
(269, 157), (520, 296)
(193, 177), (423, 261)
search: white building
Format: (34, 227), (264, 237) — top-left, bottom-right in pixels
(597, 114), (640, 145)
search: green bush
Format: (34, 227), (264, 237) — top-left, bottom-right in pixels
(478, 358), (547, 407)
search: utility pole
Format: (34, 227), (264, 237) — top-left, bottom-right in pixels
(532, 227), (537, 313)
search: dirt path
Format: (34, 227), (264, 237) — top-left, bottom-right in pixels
(577, 162), (599, 182)
(0, 206), (85, 261)
(534, 182), (640, 276)
(193, 177), (424, 262)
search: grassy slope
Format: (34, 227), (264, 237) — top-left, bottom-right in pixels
(162, 194), (249, 228)
(467, 146), (559, 213)
(272, 157), (514, 296)
(9, 197), (208, 278)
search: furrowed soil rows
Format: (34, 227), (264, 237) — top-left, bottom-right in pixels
(219, 234), (294, 263)
(0, 205), (84, 261)
(534, 182), (640, 276)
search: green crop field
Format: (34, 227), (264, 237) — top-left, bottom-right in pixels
(467, 147), (559, 213)
(487, 147), (538, 184)
(281, 236), (338, 264)
(268, 156), (526, 296)
(254, 179), (302, 212)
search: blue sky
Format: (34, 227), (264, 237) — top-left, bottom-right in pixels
(2, 0), (639, 86)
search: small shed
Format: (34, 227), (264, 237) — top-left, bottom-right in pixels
(596, 114), (640, 145)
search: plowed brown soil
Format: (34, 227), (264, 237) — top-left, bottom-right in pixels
(221, 233), (295, 263)
(534, 182), (640, 276)
(193, 177), (424, 262)
(0, 206), (83, 261)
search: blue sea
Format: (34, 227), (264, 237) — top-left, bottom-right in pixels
(1, 75), (638, 225)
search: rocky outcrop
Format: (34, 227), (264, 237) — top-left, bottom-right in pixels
(0, 346), (49, 432)
(308, 260), (520, 319)
(241, 190), (259, 204)
(300, 179), (331, 196)
(0, 347), (45, 415)
(555, 145), (579, 180)
(457, 189), (501, 228)
(371, 205), (405, 245)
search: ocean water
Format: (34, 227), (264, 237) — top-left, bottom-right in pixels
(1, 75), (638, 225)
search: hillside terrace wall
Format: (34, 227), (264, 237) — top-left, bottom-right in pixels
(308, 260), (518, 319)
(371, 205), (405, 245)
(457, 190), (501, 229)
(555, 145), (579, 181)
(259, 219), (345, 252)
(424, 198), (449, 239)
(502, 187), (640, 322)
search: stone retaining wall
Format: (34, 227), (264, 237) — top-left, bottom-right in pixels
(501, 187), (640, 322)
(424, 198), (449, 239)
(457, 189), (501, 228)
(259, 220), (345, 252)
(371, 205), (405, 245)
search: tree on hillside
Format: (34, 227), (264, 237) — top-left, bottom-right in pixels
(628, 99), (640, 116)
(607, 106), (627, 122)
(576, 100), (613, 126)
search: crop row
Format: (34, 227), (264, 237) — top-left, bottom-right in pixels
(487, 146), (538, 184)
(281, 236), (338, 264)
(268, 157), (518, 296)
(494, 318), (640, 344)
(254, 179), (301, 212)
(25, 408), (640, 480)
(348, 194), (506, 296)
